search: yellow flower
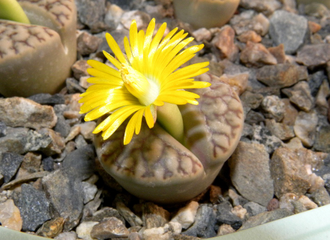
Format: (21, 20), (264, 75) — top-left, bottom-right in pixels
(79, 18), (210, 145)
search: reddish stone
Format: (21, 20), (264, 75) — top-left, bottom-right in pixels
(211, 25), (238, 61)
(268, 44), (286, 64)
(237, 30), (262, 43)
(308, 21), (321, 34)
(240, 41), (277, 67)
(267, 198), (279, 211)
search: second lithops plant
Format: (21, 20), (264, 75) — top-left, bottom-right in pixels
(80, 19), (244, 203)
(173, 0), (240, 29)
(296, 0), (330, 9)
(0, 0), (76, 97)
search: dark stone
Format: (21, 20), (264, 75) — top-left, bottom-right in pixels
(269, 10), (308, 54)
(85, 207), (125, 224)
(43, 157), (54, 172)
(256, 64), (308, 88)
(309, 70), (328, 97)
(315, 155), (330, 179)
(18, 184), (51, 231)
(219, 59), (264, 90)
(251, 125), (283, 154)
(241, 91), (264, 110)
(142, 202), (170, 228)
(296, 44), (330, 68)
(228, 142), (274, 207)
(243, 202), (267, 217)
(28, 93), (65, 105)
(310, 187), (330, 206)
(282, 81), (314, 112)
(0, 121), (6, 137)
(322, 169), (330, 194)
(241, 123), (254, 139)
(245, 110), (265, 125)
(0, 152), (24, 182)
(0, 174), (3, 186)
(0, 127), (52, 154)
(75, 0), (106, 30)
(54, 115), (71, 138)
(109, 0), (132, 9)
(183, 204), (217, 238)
(66, 78), (85, 94)
(240, 209), (293, 230)
(62, 144), (95, 181)
(216, 201), (242, 230)
(42, 169), (84, 231)
(314, 125), (330, 152)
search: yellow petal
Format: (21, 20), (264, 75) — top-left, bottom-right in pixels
(160, 44), (203, 80)
(144, 105), (155, 129)
(124, 36), (133, 63)
(86, 77), (123, 87)
(134, 109), (144, 135)
(105, 33), (127, 64)
(157, 37), (193, 69)
(165, 62), (209, 83)
(84, 99), (137, 121)
(103, 51), (121, 70)
(96, 105), (143, 139)
(156, 95), (188, 105)
(124, 109), (144, 145)
(80, 89), (137, 113)
(129, 20), (139, 58)
(87, 68), (119, 79)
(147, 22), (167, 62)
(87, 60), (121, 78)
(143, 19), (156, 70)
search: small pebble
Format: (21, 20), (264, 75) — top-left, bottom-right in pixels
(76, 221), (99, 240)
(171, 201), (199, 229)
(0, 199), (22, 231)
(91, 217), (130, 239)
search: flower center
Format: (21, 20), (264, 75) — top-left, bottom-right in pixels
(120, 63), (159, 106)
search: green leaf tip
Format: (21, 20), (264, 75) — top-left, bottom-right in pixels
(0, 0), (30, 24)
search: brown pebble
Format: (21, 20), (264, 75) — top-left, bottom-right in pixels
(209, 185), (222, 204)
(218, 73), (249, 96)
(71, 59), (90, 80)
(267, 198), (279, 211)
(217, 224), (235, 236)
(268, 44), (286, 64)
(240, 41), (277, 68)
(91, 217), (129, 239)
(237, 30), (262, 43)
(308, 21), (321, 34)
(211, 25), (238, 61)
(37, 217), (65, 238)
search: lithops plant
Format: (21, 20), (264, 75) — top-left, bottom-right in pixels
(0, 0), (76, 97)
(80, 19), (244, 203)
(173, 0), (240, 29)
(296, 0), (330, 9)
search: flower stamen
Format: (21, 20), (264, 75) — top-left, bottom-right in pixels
(120, 63), (159, 106)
